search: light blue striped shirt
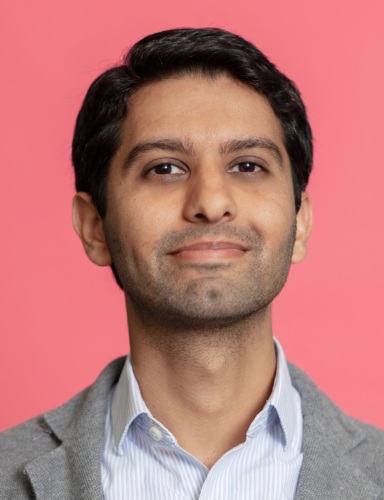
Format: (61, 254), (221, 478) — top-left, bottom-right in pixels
(101, 339), (303, 499)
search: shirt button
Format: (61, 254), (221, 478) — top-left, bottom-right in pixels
(149, 426), (162, 441)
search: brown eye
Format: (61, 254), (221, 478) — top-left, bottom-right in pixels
(230, 162), (261, 173)
(151, 163), (184, 175)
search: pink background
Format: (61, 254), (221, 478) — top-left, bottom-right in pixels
(1, 0), (383, 432)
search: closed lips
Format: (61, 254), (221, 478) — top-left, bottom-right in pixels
(170, 241), (249, 253)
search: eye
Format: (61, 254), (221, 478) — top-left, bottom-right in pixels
(229, 162), (261, 173)
(149, 163), (185, 175)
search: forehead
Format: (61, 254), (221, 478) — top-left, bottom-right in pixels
(121, 75), (287, 156)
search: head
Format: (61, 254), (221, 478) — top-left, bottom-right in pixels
(72, 28), (313, 315)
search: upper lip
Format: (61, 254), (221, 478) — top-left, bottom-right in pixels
(169, 240), (250, 254)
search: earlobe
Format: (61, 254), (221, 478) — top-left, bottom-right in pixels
(291, 192), (313, 264)
(72, 193), (112, 266)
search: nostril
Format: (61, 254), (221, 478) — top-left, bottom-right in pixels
(193, 210), (233, 222)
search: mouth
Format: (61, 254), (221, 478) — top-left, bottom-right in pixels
(169, 240), (250, 262)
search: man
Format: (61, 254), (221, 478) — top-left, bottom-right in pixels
(1, 28), (383, 500)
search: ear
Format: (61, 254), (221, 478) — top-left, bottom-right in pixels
(291, 192), (313, 264)
(72, 192), (112, 266)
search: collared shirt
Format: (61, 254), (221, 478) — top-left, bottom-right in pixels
(101, 339), (303, 499)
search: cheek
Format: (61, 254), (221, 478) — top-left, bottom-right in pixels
(112, 195), (181, 254)
(242, 188), (296, 239)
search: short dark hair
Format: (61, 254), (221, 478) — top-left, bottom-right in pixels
(72, 27), (313, 219)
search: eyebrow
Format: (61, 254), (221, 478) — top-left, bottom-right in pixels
(122, 136), (284, 172)
(122, 139), (194, 171)
(219, 138), (284, 167)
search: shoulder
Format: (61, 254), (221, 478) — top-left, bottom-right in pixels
(0, 357), (126, 499)
(288, 362), (384, 432)
(347, 418), (384, 480)
(288, 362), (384, 487)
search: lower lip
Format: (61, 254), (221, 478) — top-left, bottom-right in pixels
(171, 248), (246, 261)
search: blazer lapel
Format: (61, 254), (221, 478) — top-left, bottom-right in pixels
(295, 413), (380, 499)
(289, 364), (381, 500)
(24, 357), (126, 500)
(25, 444), (103, 500)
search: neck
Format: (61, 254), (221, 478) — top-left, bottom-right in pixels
(127, 300), (276, 469)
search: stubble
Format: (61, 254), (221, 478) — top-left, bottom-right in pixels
(104, 222), (296, 348)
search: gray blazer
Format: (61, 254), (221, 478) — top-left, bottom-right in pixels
(1, 358), (383, 499)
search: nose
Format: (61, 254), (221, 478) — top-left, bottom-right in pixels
(182, 166), (238, 223)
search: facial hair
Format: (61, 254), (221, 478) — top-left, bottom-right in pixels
(104, 221), (297, 334)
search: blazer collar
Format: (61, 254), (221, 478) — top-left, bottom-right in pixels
(289, 363), (381, 500)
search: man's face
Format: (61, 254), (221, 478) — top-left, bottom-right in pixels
(102, 75), (302, 329)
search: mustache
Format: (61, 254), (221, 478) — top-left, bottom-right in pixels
(157, 225), (263, 253)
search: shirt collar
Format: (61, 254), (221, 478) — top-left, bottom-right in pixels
(111, 354), (150, 452)
(111, 338), (300, 453)
(250, 337), (300, 450)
